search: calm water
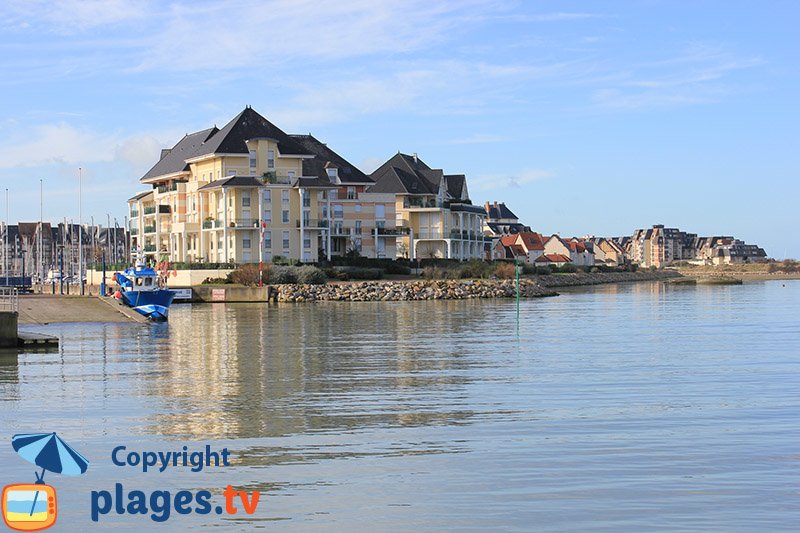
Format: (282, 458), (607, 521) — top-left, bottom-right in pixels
(1, 281), (799, 531)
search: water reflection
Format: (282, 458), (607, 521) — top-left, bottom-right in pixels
(0, 350), (19, 401)
(147, 301), (499, 440)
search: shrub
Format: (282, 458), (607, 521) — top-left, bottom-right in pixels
(521, 263), (536, 275)
(230, 264), (262, 286)
(494, 262), (516, 279)
(338, 267), (383, 280)
(384, 262), (412, 275)
(296, 265), (327, 285)
(556, 263), (578, 274)
(534, 265), (552, 275)
(271, 266), (298, 284)
(201, 276), (232, 285)
(458, 260), (494, 279)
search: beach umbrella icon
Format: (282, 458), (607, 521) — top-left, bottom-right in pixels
(12, 432), (89, 480)
(11, 432), (89, 516)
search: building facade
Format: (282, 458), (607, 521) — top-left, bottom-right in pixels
(129, 107), (397, 264)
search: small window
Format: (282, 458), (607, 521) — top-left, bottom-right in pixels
(355, 220), (362, 235)
(268, 150), (275, 169)
(282, 190), (289, 203)
(243, 238), (251, 249)
(282, 210), (289, 223)
(144, 278), (152, 286)
(227, 169), (237, 176)
(287, 170), (295, 178)
(303, 195), (310, 207)
(249, 150), (257, 172)
(265, 232), (272, 249)
(355, 204), (361, 213)
(264, 210), (272, 223)
(327, 168), (338, 181)
(347, 186), (356, 200)
(242, 192), (250, 207)
(263, 190), (271, 202)
(334, 205), (343, 219)
(304, 237), (311, 249)
(282, 230), (290, 249)
(375, 204), (385, 220)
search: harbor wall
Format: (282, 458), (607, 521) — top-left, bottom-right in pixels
(0, 311), (18, 347)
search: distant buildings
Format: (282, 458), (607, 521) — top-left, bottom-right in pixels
(0, 222), (126, 280)
(621, 225), (766, 267)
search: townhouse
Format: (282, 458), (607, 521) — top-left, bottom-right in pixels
(492, 231), (546, 263)
(129, 106), (396, 264)
(368, 153), (487, 260)
(543, 235), (595, 266)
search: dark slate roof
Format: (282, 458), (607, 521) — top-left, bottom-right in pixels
(368, 153), (442, 195)
(294, 177), (337, 189)
(140, 127), (218, 182)
(485, 202), (518, 220)
(198, 175), (263, 190)
(194, 106), (311, 158)
(128, 190), (154, 201)
(444, 174), (466, 200)
(289, 134), (372, 184)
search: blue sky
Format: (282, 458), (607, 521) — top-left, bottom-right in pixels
(0, 0), (797, 257)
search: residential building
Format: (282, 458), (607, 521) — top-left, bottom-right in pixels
(543, 235), (595, 266)
(628, 225), (697, 267)
(534, 253), (572, 267)
(368, 153), (487, 260)
(587, 237), (627, 267)
(129, 106), (396, 264)
(483, 201), (530, 236)
(492, 231), (546, 263)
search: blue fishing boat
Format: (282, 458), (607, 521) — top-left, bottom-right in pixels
(114, 265), (175, 321)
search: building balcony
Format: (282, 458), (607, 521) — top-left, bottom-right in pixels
(261, 173), (293, 185)
(143, 244), (156, 252)
(376, 227), (407, 236)
(130, 210), (139, 218)
(331, 227), (351, 236)
(144, 225), (156, 234)
(296, 219), (328, 228)
(143, 206), (156, 215)
(157, 205), (171, 214)
(130, 228), (138, 236)
(202, 220), (224, 229)
(417, 231), (445, 239)
(230, 218), (259, 228)
(156, 182), (181, 194)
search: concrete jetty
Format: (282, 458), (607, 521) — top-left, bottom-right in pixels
(17, 295), (146, 325)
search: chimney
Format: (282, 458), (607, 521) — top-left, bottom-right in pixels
(412, 152), (418, 163)
(494, 201), (499, 208)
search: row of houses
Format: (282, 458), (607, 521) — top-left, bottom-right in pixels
(0, 222), (127, 279)
(128, 106), (490, 265)
(127, 107), (767, 268)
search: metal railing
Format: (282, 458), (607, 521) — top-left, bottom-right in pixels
(296, 219), (328, 228)
(230, 218), (259, 228)
(203, 220), (224, 229)
(143, 206), (156, 215)
(144, 225), (156, 234)
(143, 244), (156, 252)
(0, 287), (19, 312)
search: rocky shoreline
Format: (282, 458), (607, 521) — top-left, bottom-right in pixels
(276, 279), (558, 302)
(273, 271), (681, 302)
(534, 270), (681, 287)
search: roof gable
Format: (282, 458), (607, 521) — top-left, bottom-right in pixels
(141, 127), (218, 182)
(289, 134), (372, 184)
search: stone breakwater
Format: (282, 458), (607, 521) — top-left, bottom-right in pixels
(276, 279), (557, 302)
(534, 270), (681, 287)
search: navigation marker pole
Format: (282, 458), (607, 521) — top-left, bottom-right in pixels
(516, 257), (520, 335)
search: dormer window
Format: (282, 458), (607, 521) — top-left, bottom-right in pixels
(327, 168), (338, 182)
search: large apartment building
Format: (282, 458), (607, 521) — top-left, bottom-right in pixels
(368, 153), (487, 260)
(129, 107), (396, 264)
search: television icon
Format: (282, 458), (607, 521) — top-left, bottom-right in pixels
(1, 484), (57, 532)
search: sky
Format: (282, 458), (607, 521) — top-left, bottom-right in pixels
(0, 0), (797, 258)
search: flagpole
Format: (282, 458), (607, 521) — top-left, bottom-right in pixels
(39, 179), (43, 293)
(78, 167), (83, 295)
(5, 188), (8, 286)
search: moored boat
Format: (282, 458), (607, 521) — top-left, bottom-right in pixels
(114, 265), (175, 321)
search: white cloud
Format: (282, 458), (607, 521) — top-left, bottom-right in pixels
(1, 0), (151, 33)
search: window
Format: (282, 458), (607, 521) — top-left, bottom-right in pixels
(375, 204), (385, 220)
(347, 187), (356, 200)
(227, 169), (237, 176)
(321, 205), (328, 219)
(329, 190), (338, 200)
(333, 204), (343, 219)
(318, 191), (326, 201)
(302, 210), (310, 224)
(242, 192), (250, 207)
(355, 204), (361, 213)
(287, 170), (295, 178)
(282, 190), (289, 203)
(267, 150), (275, 169)
(282, 210), (289, 223)
(327, 168), (338, 181)
(249, 150), (257, 173)
(282, 231), (290, 249)
(354, 238), (362, 251)
(264, 210), (272, 224)
(303, 195), (310, 207)
(304, 237), (311, 249)
(243, 238), (251, 249)
(263, 189), (271, 203)
(265, 231), (272, 249)
(355, 220), (362, 235)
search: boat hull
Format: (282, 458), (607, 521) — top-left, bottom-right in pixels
(120, 289), (175, 321)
